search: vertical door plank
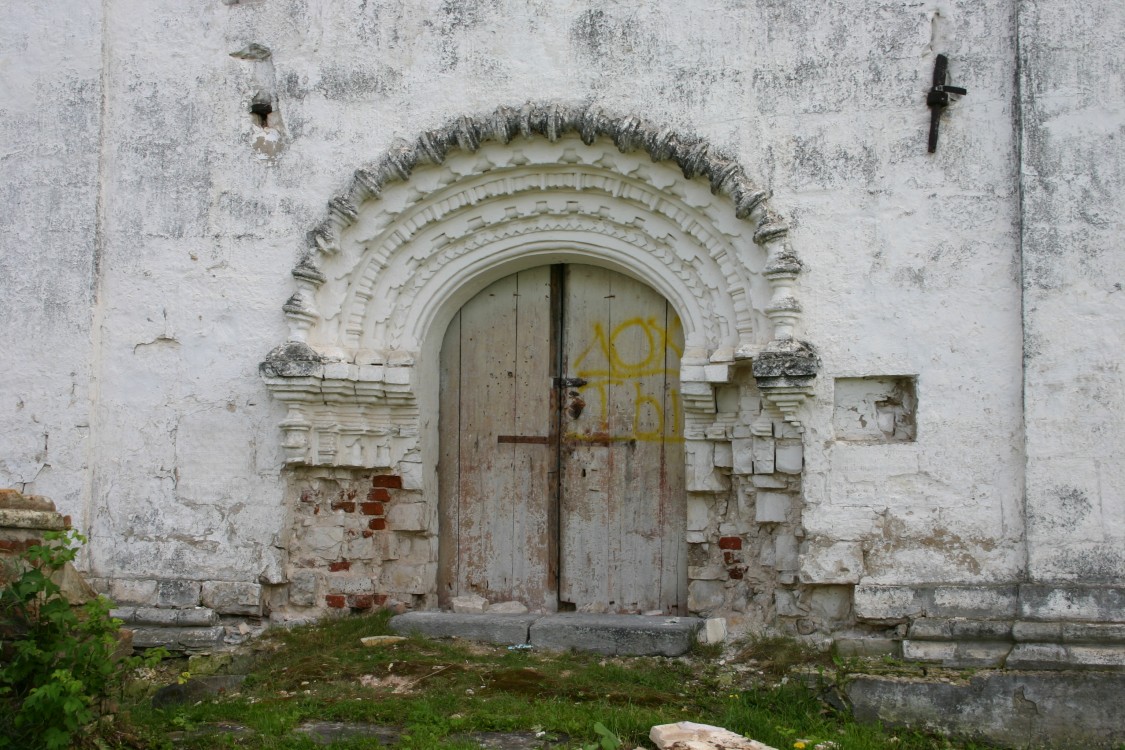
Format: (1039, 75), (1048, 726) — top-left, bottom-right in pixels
(662, 307), (687, 614)
(559, 265), (613, 610)
(606, 270), (662, 613)
(458, 274), (519, 600)
(510, 267), (555, 610)
(437, 312), (461, 607)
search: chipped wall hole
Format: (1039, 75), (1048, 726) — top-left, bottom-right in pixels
(833, 376), (916, 442)
(250, 97), (275, 128)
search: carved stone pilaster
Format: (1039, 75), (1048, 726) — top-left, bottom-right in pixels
(752, 340), (818, 432)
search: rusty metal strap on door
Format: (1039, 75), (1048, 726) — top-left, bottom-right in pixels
(497, 435), (551, 444)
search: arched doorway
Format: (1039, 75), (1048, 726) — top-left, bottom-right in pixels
(260, 107), (817, 620)
(437, 264), (686, 614)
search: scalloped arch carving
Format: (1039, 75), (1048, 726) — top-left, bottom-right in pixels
(261, 104), (815, 469)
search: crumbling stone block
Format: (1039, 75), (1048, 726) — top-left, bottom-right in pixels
(731, 438), (754, 475)
(688, 580), (725, 613)
(774, 441), (803, 474)
(752, 436), (775, 474)
(288, 570), (319, 607)
(808, 585), (853, 621)
(201, 581), (263, 616)
(799, 540), (864, 584)
(157, 579), (201, 608)
(853, 584), (923, 621)
(382, 563), (435, 594)
(755, 491), (790, 523)
(385, 502), (429, 531)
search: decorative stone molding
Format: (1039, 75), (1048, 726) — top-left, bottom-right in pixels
(261, 103), (817, 465)
(752, 340), (819, 432)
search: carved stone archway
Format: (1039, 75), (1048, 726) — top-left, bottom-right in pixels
(261, 104), (817, 615)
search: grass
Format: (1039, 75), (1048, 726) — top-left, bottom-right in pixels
(95, 612), (997, 750)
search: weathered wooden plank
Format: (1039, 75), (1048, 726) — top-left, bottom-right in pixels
(510, 267), (554, 611)
(457, 273), (519, 600)
(603, 269), (663, 613)
(559, 264), (613, 611)
(661, 305), (687, 614)
(437, 311), (461, 608)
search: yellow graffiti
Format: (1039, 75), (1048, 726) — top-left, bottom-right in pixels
(566, 317), (683, 444)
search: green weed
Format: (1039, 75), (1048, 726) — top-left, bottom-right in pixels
(111, 613), (1000, 750)
(0, 530), (165, 749)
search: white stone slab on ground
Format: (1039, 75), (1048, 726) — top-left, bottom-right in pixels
(650, 721), (778, 750)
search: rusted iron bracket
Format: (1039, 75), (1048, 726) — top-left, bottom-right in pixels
(927, 54), (968, 153)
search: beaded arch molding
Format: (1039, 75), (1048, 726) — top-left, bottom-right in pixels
(261, 103), (818, 468)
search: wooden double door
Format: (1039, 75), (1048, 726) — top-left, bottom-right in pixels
(438, 264), (686, 614)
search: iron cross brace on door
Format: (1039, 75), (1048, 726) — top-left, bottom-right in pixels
(927, 54), (968, 153)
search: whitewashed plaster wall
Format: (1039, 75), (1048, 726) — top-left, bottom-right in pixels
(0, 1), (104, 528)
(0, 0), (1117, 629)
(1020, 0), (1125, 588)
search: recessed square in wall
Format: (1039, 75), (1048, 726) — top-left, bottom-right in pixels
(833, 376), (917, 442)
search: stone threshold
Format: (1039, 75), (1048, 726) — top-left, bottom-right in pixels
(389, 611), (703, 656)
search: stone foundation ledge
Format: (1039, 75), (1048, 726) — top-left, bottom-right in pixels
(847, 671), (1125, 749)
(906, 617), (1125, 644)
(89, 577), (267, 617)
(832, 635), (1125, 670)
(390, 612), (704, 656)
(855, 583), (1125, 623)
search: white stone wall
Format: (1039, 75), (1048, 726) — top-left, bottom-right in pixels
(0, 0), (1121, 644)
(0, 1), (104, 530)
(1020, 0), (1125, 589)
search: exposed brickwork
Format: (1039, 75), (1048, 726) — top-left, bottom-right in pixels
(718, 536), (743, 550)
(285, 469), (431, 613)
(0, 538), (35, 553)
(325, 594), (347, 608)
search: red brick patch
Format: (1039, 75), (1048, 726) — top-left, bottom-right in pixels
(728, 567), (745, 580)
(718, 536), (742, 550)
(0, 539), (33, 553)
(325, 594), (347, 608)
(372, 475), (402, 489)
(367, 488), (390, 502)
(362, 530), (374, 538)
(350, 594), (374, 609)
(360, 501), (384, 516)
(373, 594), (388, 606)
(368, 518), (387, 531)
(331, 501), (356, 513)
(329, 560), (351, 572)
